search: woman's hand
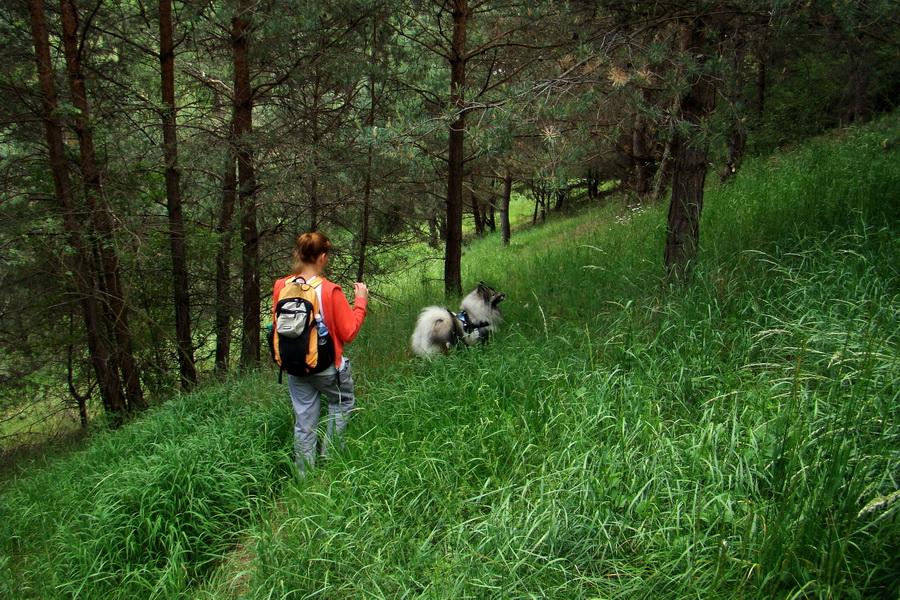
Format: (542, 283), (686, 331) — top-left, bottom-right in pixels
(353, 282), (369, 300)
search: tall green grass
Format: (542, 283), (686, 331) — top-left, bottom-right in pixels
(242, 224), (898, 598)
(2, 113), (898, 600)
(0, 375), (293, 599)
(243, 114), (899, 599)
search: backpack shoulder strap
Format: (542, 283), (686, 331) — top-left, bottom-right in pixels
(309, 277), (325, 315)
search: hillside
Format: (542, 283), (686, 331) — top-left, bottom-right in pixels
(2, 113), (899, 600)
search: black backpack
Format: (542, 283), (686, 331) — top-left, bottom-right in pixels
(268, 276), (335, 381)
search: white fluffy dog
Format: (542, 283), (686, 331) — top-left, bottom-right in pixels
(411, 283), (505, 356)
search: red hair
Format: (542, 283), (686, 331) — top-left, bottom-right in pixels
(292, 232), (331, 273)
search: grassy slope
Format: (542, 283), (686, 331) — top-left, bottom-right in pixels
(2, 114), (899, 600)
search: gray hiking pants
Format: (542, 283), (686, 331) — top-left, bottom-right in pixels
(287, 359), (355, 476)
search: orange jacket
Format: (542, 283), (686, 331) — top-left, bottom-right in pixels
(272, 276), (368, 368)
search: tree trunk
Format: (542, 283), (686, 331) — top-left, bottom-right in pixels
(500, 170), (512, 246)
(631, 114), (652, 196)
(215, 160), (237, 373)
(486, 194), (496, 232)
(664, 22), (717, 281)
(651, 106), (677, 202)
(232, 1), (260, 368)
(722, 42), (747, 182)
(428, 202), (440, 249)
(159, 0), (196, 388)
(357, 165), (372, 282)
(444, 0), (468, 298)
(357, 70), (377, 283)
(309, 74), (322, 233)
(28, 0), (127, 419)
(471, 191), (484, 235)
(586, 167), (599, 201)
(531, 182), (547, 224)
(554, 186), (567, 211)
(722, 123), (747, 182)
(59, 0), (144, 411)
(844, 35), (870, 123)
(66, 337), (90, 427)
(309, 169), (319, 233)
(755, 49), (766, 118)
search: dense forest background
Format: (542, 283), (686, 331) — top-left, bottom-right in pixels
(1, 0), (897, 442)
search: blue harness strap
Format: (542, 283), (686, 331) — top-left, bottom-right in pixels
(455, 310), (490, 335)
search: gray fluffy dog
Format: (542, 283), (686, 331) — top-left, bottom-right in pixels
(411, 283), (505, 356)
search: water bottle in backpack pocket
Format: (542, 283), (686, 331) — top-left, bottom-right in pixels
(315, 313), (329, 344)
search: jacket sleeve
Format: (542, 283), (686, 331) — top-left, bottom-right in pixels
(327, 285), (367, 343)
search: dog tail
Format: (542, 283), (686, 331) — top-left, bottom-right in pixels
(411, 306), (458, 355)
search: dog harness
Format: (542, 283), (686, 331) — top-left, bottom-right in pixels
(455, 310), (491, 337)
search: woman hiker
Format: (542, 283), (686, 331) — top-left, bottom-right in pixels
(272, 232), (368, 476)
